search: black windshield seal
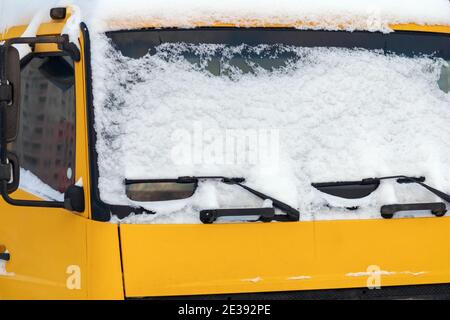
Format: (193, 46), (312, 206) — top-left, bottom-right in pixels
(106, 28), (450, 60)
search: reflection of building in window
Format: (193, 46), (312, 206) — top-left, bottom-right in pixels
(11, 56), (76, 193)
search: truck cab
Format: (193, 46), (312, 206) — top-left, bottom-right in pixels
(1, 6), (450, 299)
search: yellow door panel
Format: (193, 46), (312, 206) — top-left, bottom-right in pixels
(0, 196), (87, 299)
(0, 194), (124, 299)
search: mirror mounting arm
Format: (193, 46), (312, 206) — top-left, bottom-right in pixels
(0, 181), (65, 209)
(2, 35), (80, 62)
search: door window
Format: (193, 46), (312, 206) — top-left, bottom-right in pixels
(9, 55), (76, 194)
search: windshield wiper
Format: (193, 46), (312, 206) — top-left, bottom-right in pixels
(312, 175), (450, 203)
(312, 175), (450, 218)
(178, 176), (300, 222)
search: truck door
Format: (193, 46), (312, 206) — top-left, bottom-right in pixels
(0, 52), (88, 299)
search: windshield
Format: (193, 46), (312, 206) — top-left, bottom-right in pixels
(90, 29), (450, 223)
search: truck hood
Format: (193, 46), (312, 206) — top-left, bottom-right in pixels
(119, 217), (450, 298)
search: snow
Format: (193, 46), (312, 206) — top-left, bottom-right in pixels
(1, 0), (450, 35)
(75, 177), (83, 187)
(19, 169), (64, 201)
(242, 276), (262, 283)
(61, 4), (82, 46)
(346, 270), (426, 277)
(92, 36), (450, 224)
(0, 251), (14, 277)
(288, 276), (312, 280)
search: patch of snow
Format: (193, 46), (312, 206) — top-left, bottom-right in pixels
(262, 199), (273, 208)
(346, 270), (426, 277)
(288, 275), (312, 280)
(61, 4), (82, 48)
(75, 177), (83, 187)
(1, 0), (450, 35)
(242, 276), (262, 283)
(0, 251), (14, 277)
(399, 271), (427, 276)
(91, 35), (450, 224)
(19, 168), (64, 201)
(346, 270), (396, 277)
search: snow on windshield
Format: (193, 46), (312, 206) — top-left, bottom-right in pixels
(91, 34), (450, 223)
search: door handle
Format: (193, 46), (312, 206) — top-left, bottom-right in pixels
(0, 245), (10, 261)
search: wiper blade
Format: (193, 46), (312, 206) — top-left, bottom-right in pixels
(312, 175), (450, 203)
(390, 175), (450, 203)
(178, 176), (300, 221)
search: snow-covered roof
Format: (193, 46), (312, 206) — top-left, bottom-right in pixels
(1, 0), (450, 35)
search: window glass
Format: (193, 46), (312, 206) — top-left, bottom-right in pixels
(9, 55), (76, 193)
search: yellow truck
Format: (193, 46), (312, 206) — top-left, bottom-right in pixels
(1, 6), (450, 299)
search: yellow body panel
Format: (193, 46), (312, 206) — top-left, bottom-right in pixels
(390, 23), (450, 33)
(120, 217), (450, 297)
(86, 221), (123, 300)
(0, 16), (449, 299)
(101, 19), (450, 34)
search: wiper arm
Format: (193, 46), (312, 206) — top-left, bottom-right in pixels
(178, 176), (300, 222)
(312, 175), (450, 203)
(380, 175), (450, 203)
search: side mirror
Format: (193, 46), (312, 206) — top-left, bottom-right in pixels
(125, 179), (198, 201)
(64, 185), (85, 213)
(1, 46), (21, 143)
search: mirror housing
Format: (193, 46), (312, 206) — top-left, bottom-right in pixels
(64, 185), (85, 213)
(0, 46), (21, 143)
